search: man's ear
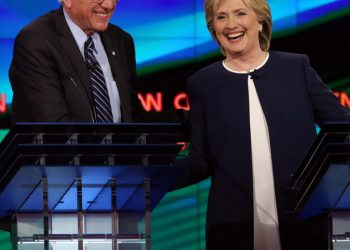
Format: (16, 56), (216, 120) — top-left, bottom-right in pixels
(62, 0), (72, 9)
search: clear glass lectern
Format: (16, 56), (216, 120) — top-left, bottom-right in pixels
(292, 122), (350, 250)
(0, 123), (184, 250)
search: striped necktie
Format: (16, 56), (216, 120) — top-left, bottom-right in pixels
(84, 36), (114, 123)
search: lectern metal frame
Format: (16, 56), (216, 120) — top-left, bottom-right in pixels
(0, 123), (184, 250)
(291, 122), (350, 250)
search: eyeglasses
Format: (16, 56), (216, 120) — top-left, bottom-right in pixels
(91, 0), (119, 4)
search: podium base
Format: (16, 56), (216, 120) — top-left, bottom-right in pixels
(332, 211), (350, 250)
(14, 213), (145, 250)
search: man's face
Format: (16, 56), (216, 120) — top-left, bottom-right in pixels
(64, 0), (116, 35)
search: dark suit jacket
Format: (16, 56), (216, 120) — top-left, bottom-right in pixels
(9, 7), (139, 123)
(177, 51), (350, 249)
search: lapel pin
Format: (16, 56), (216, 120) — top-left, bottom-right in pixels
(112, 51), (116, 56)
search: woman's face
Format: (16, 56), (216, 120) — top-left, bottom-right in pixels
(213, 0), (262, 58)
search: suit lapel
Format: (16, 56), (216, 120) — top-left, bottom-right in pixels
(54, 7), (92, 104)
(100, 32), (130, 121)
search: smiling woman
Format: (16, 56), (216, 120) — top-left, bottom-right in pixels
(213, 0), (265, 69)
(205, 0), (271, 57)
(170, 0), (350, 249)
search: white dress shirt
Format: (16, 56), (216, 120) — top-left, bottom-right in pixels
(63, 9), (121, 122)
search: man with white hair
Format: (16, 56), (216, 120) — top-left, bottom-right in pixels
(9, 0), (140, 124)
(8, 1), (143, 249)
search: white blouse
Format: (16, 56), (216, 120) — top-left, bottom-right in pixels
(223, 54), (282, 250)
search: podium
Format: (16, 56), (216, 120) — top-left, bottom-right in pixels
(291, 122), (350, 250)
(0, 123), (184, 250)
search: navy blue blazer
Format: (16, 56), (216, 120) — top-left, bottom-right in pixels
(180, 51), (350, 249)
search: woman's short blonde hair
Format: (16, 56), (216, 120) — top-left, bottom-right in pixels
(205, 0), (272, 55)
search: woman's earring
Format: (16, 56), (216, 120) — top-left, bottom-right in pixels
(258, 24), (263, 32)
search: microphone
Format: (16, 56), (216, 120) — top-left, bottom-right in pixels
(248, 69), (260, 79)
